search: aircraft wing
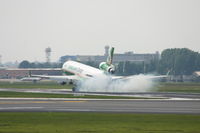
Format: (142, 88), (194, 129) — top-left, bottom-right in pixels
(111, 70), (170, 80)
(111, 74), (168, 80)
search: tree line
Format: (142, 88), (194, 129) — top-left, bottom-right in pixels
(158, 48), (200, 75)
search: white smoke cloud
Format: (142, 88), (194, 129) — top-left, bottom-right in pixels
(77, 74), (155, 92)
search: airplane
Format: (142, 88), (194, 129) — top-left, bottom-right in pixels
(31, 47), (168, 91)
(20, 77), (42, 83)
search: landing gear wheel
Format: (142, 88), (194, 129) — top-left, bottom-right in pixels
(72, 87), (77, 92)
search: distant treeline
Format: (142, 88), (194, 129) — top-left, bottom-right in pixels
(115, 48), (200, 76)
(158, 48), (200, 75)
(18, 48), (200, 75)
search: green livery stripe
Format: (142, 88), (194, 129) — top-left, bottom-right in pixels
(110, 47), (114, 58)
(107, 47), (114, 65)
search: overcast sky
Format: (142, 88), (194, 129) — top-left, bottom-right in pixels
(0, 0), (200, 62)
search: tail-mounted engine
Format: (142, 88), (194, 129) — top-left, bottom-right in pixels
(99, 46), (115, 74)
(99, 62), (115, 74)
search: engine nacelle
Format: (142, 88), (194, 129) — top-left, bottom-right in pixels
(99, 62), (115, 74)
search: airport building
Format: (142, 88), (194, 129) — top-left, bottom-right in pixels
(0, 68), (62, 79)
(59, 46), (160, 64)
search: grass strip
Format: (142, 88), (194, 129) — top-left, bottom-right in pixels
(156, 82), (200, 93)
(0, 81), (72, 89)
(1, 81), (200, 93)
(0, 112), (200, 133)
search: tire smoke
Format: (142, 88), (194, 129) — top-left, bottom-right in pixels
(77, 74), (155, 92)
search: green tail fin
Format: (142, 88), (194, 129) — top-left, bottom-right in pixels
(107, 47), (114, 65)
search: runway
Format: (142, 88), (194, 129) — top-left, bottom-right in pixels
(1, 88), (200, 99)
(0, 98), (200, 114)
(1, 88), (200, 114)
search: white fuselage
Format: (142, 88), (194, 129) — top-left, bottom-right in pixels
(62, 61), (104, 78)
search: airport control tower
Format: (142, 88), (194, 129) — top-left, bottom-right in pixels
(0, 55), (2, 64)
(45, 47), (51, 63)
(104, 45), (109, 56)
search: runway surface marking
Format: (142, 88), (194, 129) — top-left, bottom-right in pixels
(0, 102), (50, 104)
(1, 97), (200, 101)
(0, 107), (43, 110)
(0, 99), (200, 113)
(1, 88), (200, 99)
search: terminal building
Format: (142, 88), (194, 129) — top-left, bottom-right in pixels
(0, 68), (62, 79)
(60, 46), (160, 64)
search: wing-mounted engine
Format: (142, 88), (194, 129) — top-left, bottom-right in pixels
(99, 62), (115, 74)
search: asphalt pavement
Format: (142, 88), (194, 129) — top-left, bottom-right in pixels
(1, 88), (200, 114)
(0, 98), (200, 114)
